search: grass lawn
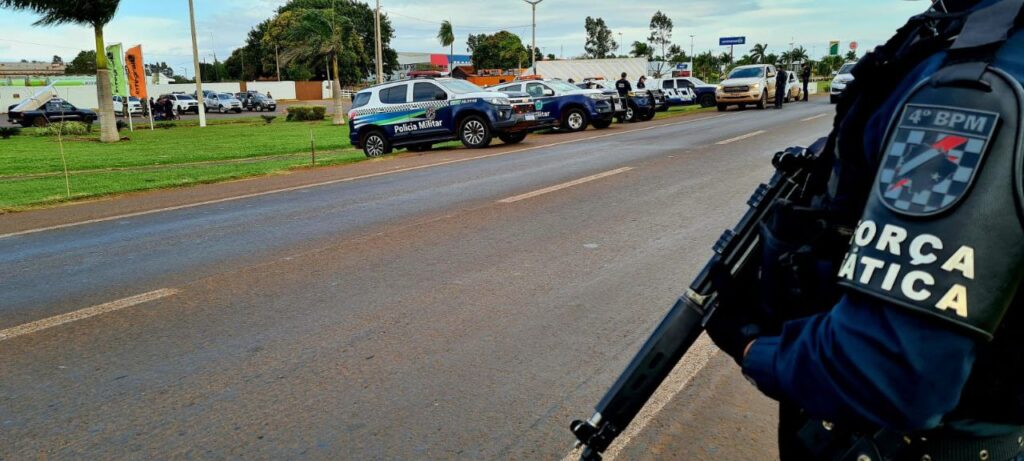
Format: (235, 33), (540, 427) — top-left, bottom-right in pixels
(816, 81), (831, 94)
(654, 104), (716, 120)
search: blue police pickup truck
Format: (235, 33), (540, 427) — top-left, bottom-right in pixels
(7, 98), (97, 127)
(488, 79), (618, 132)
(577, 80), (666, 122)
(348, 77), (539, 157)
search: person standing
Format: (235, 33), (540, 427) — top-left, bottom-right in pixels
(774, 67), (787, 108)
(615, 72), (631, 97)
(801, 63), (811, 102)
(637, 76), (647, 89)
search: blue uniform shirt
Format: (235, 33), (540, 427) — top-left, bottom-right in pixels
(743, 24), (1024, 433)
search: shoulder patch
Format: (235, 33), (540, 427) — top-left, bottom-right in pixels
(877, 103), (999, 216)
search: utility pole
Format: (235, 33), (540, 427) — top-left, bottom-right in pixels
(187, 0), (206, 127)
(275, 45), (281, 81)
(374, 0), (384, 83)
(524, 0), (542, 75)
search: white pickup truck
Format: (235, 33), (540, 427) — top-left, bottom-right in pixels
(715, 64), (780, 111)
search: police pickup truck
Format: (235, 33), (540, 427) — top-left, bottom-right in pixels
(7, 97), (96, 127)
(489, 78), (618, 132)
(348, 77), (537, 157)
(651, 76), (718, 108)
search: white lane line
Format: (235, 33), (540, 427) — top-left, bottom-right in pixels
(561, 335), (719, 461)
(0, 288), (180, 341)
(715, 130), (766, 145)
(498, 167), (633, 204)
(0, 114), (729, 241)
(800, 113), (829, 122)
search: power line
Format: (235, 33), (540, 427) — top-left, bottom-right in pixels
(383, 9), (532, 30)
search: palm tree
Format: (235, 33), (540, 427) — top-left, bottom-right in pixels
(780, 50), (793, 66)
(1, 0), (121, 142)
(790, 46), (809, 64)
(437, 20), (454, 74)
(270, 5), (356, 125)
(749, 43), (768, 64)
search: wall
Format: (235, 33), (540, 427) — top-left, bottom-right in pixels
(535, 58), (649, 82)
(247, 81), (295, 100)
(149, 82), (241, 96)
(1, 85), (99, 112)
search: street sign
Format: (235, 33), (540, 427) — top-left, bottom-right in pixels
(719, 36), (746, 46)
(674, 62), (691, 71)
(850, 41), (858, 51)
(829, 41), (840, 56)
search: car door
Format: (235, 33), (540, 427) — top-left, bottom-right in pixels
(44, 100), (65, 122)
(676, 79), (697, 104)
(524, 82), (555, 115)
(378, 83), (416, 139)
(411, 81), (452, 137)
(59, 101), (82, 121)
(766, 65), (777, 98)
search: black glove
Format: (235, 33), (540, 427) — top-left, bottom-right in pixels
(704, 262), (764, 365)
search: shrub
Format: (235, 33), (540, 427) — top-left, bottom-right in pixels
(116, 120), (128, 131)
(286, 106), (326, 121)
(157, 122), (176, 129)
(261, 114), (277, 124)
(0, 126), (21, 139)
(35, 121), (91, 137)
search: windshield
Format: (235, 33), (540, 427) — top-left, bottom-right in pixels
(689, 77), (708, 86)
(180, 95), (195, 100)
(218, 94), (232, 100)
(129, 97), (140, 102)
(546, 80), (581, 92)
(437, 79), (484, 94)
(727, 67), (764, 79)
(838, 64), (855, 74)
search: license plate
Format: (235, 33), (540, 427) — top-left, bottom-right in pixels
(525, 114), (536, 121)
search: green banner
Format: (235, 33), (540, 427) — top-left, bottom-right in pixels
(105, 43), (128, 97)
(829, 41), (840, 56)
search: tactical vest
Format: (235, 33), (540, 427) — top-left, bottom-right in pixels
(827, 0), (1024, 424)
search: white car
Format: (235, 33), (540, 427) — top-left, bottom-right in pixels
(785, 71), (804, 102)
(113, 95), (143, 116)
(205, 92), (243, 113)
(160, 93), (200, 114)
(830, 62), (856, 104)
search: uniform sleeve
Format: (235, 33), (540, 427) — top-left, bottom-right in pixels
(742, 291), (978, 431)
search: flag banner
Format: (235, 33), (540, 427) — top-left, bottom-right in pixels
(829, 41), (840, 56)
(125, 45), (147, 100)
(105, 43), (128, 97)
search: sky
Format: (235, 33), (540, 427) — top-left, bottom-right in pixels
(0, 0), (930, 75)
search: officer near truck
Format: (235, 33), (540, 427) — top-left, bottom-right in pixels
(615, 72), (632, 97)
(700, 0), (1024, 459)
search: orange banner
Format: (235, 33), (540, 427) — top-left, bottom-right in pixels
(125, 45), (147, 100)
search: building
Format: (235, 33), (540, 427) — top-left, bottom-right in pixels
(393, 52), (472, 79)
(0, 61), (66, 77)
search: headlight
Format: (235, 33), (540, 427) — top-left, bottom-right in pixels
(586, 93), (605, 100)
(750, 83), (761, 92)
(484, 97), (510, 105)
(716, 85), (724, 91)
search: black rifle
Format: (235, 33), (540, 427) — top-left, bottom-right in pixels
(570, 143), (827, 460)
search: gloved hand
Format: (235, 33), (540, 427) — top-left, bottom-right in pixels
(705, 261), (765, 365)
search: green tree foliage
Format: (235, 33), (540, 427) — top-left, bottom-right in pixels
(693, 50), (721, 82)
(816, 55), (846, 75)
(666, 44), (687, 64)
(630, 41), (653, 59)
(583, 16), (616, 59)
(466, 31), (529, 70)
(790, 46), (809, 64)
(64, 49), (96, 74)
(647, 10), (673, 60)
(845, 50), (858, 61)
(437, 20), (454, 68)
(1, 0), (121, 143)
(51, 54), (62, 65)
(749, 43), (768, 64)
(764, 53), (779, 65)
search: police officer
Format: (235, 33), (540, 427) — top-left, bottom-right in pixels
(615, 72), (631, 97)
(774, 67), (787, 108)
(706, 0), (1024, 459)
(801, 63), (811, 102)
(637, 75), (647, 89)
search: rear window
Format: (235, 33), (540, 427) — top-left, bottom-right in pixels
(380, 85), (408, 104)
(352, 92), (371, 108)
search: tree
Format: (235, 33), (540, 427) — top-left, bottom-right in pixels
(765, 53), (779, 65)
(666, 44), (687, 64)
(51, 54), (62, 65)
(779, 50), (793, 66)
(583, 16), (616, 59)
(647, 10), (673, 60)
(437, 20), (454, 73)
(630, 41), (653, 59)
(845, 50), (858, 61)
(749, 43), (768, 64)
(64, 49), (96, 74)
(546, 53), (556, 60)
(1, 0), (121, 143)
(466, 31), (528, 70)
(790, 46), (809, 64)
(694, 50), (721, 82)
(266, 1), (358, 125)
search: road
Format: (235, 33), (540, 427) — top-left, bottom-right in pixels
(0, 100), (835, 460)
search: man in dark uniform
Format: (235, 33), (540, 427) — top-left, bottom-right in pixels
(615, 72), (631, 97)
(774, 67), (787, 108)
(801, 63), (811, 102)
(706, 0), (1024, 459)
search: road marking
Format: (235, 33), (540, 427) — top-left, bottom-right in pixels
(0, 288), (180, 341)
(716, 130), (766, 145)
(561, 335), (719, 461)
(498, 167), (633, 203)
(0, 114), (729, 241)
(800, 113), (829, 122)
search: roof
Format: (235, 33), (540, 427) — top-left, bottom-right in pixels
(535, 57), (648, 82)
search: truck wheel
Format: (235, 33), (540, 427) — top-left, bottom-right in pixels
(639, 109), (656, 121)
(700, 94), (717, 108)
(717, 103), (728, 112)
(498, 131), (528, 144)
(622, 104), (637, 123)
(32, 116), (48, 127)
(591, 118), (613, 129)
(459, 115), (492, 148)
(562, 108), (589, 132)
(361, 129), (391, 158)
(756, 91), (767, 110)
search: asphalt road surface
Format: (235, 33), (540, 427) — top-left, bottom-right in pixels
(0, 100), (835, 460)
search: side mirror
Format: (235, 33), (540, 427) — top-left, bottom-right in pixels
(435, 93), (447, 101)
(542, 88), (554, 97)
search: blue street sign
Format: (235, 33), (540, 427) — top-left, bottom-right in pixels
(719, 36), (746, 46)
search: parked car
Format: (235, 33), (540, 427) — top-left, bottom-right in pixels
(576, 79), (664, 123)
(784, 71), (803, 102)
(830, 62), (856, 104)
(246, 94), (277, 112)
(715, 64), (780, 111)
(113, 95), (143, 116)
(653, 76), (718, 108)
(348, 77), (537, 157)
(159, 93), (200, 114)
(7, 98), (96, 127)
(488, 78), (617, 132)
(205, 92), (243, 113)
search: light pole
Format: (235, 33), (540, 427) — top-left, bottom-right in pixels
(374, 0), (384, 83)
(689, 35), (695, 60)
(618, 32), (623, 54)
(524, 0), (542, 75)
(187, 0), (206, 127)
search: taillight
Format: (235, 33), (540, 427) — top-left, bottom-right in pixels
(348, 111), (356, 121)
